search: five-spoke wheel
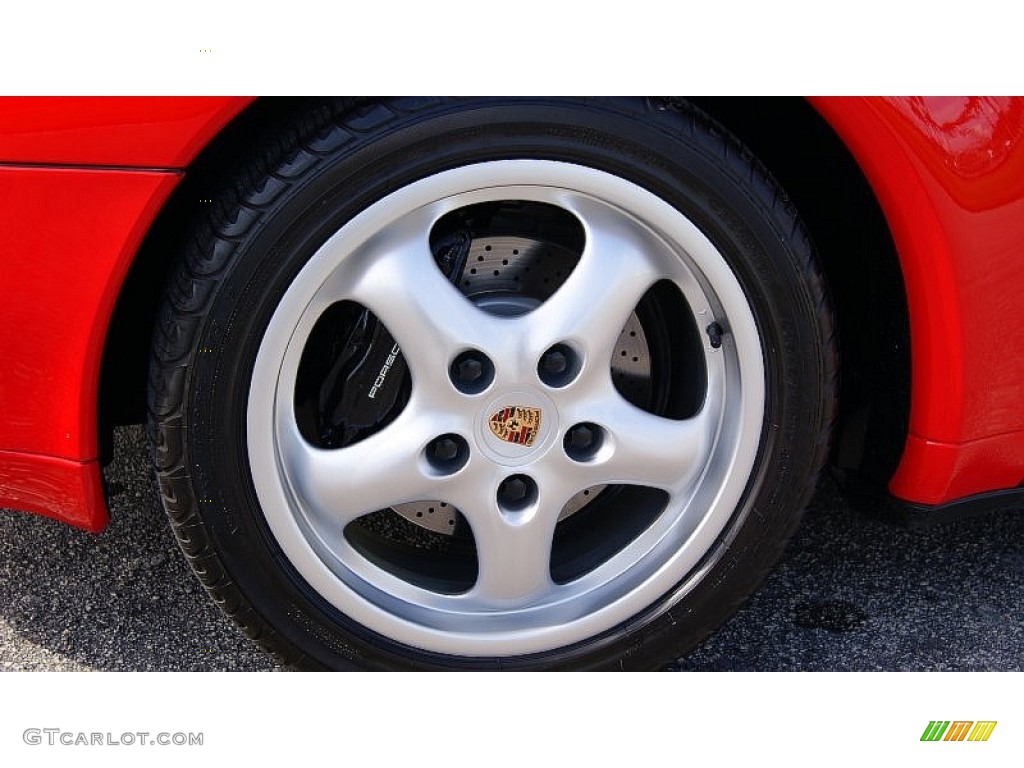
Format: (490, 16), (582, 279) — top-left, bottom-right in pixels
(150, 98), (834, 669)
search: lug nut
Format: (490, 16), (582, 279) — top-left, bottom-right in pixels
(540, 348), (568, 375)
(432, 437), (459, 462)
(425, 433), (469, 474)
(456, 357), (484, 383)
(564, 422), (603, 462)
(499, 476), (527, 502)
(497, 474), (537, 512)
(537, 343), (579, 387)
(450, 350), (494, 394)
(569, 424), (595, 450)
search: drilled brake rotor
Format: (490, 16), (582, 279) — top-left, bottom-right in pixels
(392, 235), (651, 535)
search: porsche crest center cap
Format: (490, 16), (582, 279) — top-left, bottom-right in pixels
(478, 391), (558, 465)
(488, 406), (542, 447)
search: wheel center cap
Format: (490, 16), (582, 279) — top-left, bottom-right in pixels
(478, 390), (558, 466)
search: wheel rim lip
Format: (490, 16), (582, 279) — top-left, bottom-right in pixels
(247, 160), (765, 657)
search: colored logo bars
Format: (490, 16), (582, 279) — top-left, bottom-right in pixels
(920, 721), (997, 742)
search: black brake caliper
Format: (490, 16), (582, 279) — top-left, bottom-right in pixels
(295, 230), (472, 449)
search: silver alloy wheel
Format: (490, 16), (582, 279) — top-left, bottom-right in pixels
(247, 160), (765, 657)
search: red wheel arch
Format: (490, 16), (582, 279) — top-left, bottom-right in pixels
(811, 96), (1024, 504)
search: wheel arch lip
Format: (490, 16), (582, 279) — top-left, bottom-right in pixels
(809, 96), (1024, 504)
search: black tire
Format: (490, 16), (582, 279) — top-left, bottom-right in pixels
(149, 97), (836, 670)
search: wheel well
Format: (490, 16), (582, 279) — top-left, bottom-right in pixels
(97, 97), (364, 460)
(690, 97), (911, 494)
(99, 96), (911, 495)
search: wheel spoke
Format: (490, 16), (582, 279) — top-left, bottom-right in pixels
(321, 207), (504, 387)
(468, 514), (556, 605)
(455, 465), (587, 606)
(276, 411), (438, 528)
(587, 395), (714, 492)
(524, 197), (661, 366)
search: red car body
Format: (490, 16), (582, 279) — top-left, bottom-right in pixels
(1, 96), (1023, 533)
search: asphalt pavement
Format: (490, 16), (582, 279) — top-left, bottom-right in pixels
(1, 426), (1021, 671)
